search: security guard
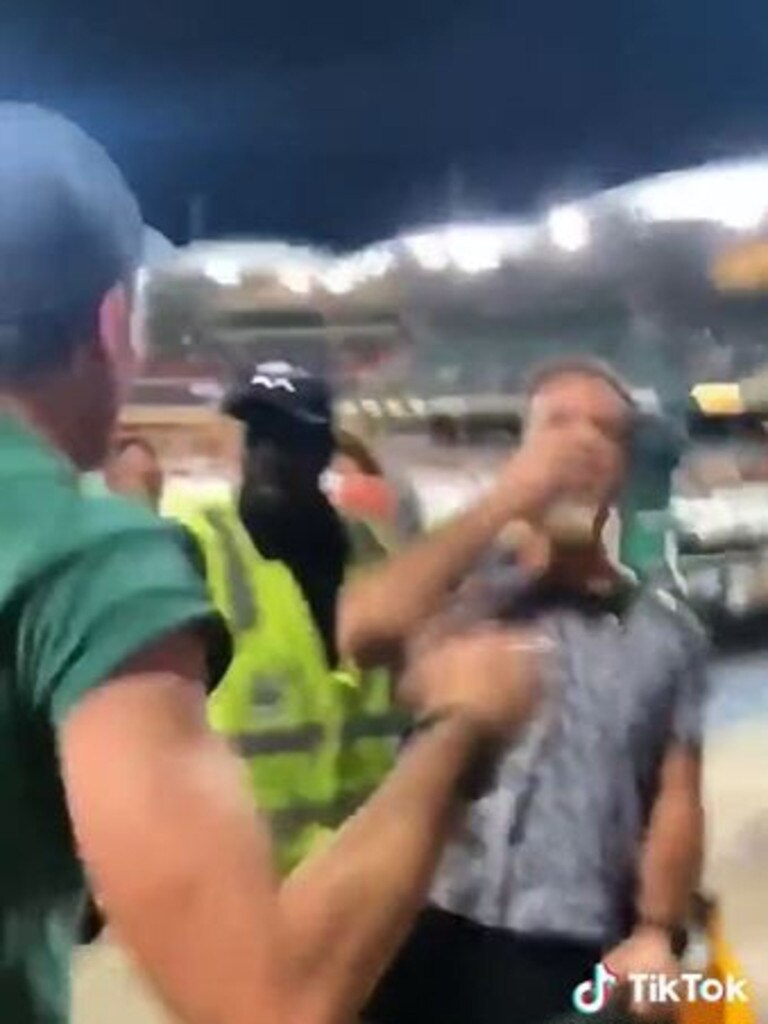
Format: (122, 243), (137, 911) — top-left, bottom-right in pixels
(167, 362), (400, 873)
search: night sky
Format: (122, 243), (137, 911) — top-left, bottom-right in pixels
(3, 0), (768, 246)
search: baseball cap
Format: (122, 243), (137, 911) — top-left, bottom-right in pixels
(223, 361), (333, 429)
(0, 103), (144, 323)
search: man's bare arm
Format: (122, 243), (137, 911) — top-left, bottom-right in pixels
(61, 627), (538, 1024)
(605, 657), (707, 1003)
(279, 713), (480, 1023)
(339, 486), (519, 667)
(61, 636), (289, 1024)
(338, 437), (580, 667)
(636, 742), (704, 932)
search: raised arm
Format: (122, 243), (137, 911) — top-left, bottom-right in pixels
(60, 625), (541, 1024)
(337, 434), (577, 667)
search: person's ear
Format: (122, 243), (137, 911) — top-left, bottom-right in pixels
(98, 282), (143, 386)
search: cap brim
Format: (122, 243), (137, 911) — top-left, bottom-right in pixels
(223, 386), (330, 428)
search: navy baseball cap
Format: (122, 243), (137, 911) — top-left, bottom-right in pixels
(223, 361), (333, 430)
(0, 104), (144, 323)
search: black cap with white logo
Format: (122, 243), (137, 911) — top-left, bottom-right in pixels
(223, 362), (333, 430)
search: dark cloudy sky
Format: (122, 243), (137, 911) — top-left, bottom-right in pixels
(3, 0), (768, 245)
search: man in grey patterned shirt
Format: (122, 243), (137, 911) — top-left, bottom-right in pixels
(364, 358), (706, 1024)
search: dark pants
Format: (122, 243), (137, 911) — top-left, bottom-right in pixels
(365, 906), (603, 1024)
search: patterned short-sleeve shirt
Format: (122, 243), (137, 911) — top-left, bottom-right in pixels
(430, 567), (708, 947)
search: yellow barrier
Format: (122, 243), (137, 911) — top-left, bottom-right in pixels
(680, 907), (757, 1024)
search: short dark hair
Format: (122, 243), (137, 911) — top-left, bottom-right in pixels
(523, 356), (637, 410)
(0, 300), (101, 381)
(111, 435), (159, 461)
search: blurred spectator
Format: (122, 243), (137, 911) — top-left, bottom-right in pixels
(104, 436), (164, 510)
(334, 429), (386, 478)
(618, 412), (685, 577)
(331, 429), (423, 543)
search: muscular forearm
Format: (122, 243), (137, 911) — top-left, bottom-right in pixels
(280, 714), (480, 1024)
(89, 769), (288, 1024)
(339, 486), (517, 665)
(98, 716), (481, 1024)
(68, 633), (526, 1024)
(636, 784), (704, 930)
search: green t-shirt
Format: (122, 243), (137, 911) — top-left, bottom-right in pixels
(0, 416), (229, 1024)
(78, 471), (110, 497)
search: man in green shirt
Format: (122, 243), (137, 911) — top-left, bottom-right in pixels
(0, 103), (542, 1024)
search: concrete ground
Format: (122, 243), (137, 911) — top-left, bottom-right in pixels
(73, 941), (170, 1024)
(72, 653), (768, 1024)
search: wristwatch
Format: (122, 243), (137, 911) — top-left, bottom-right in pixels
(637, 916), (688, 958)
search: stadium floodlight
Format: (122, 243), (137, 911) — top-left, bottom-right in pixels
(277, 266), (314, 295)
(548, 205), (590, 253)
(403, 223), (533, 275)
(630, 165), (768, 230)
(356, 245), (396, 279)
(403, 232), (451, 271)
(203, 257), (242, 286)
(444, 226), (504, 274)
(321, 263), (357, 295)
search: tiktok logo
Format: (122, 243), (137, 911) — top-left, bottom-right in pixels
(573, 963), (750, 1014)
(572, 963), (619, 1014)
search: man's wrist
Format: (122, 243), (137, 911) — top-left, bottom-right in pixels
(479, 483), (528, 532)
(406, 709), (502, 802)
(636, 914), (679, 934)
(634, 917), (686, 953)
(407, 708), (487, 751)
(487, 476), (557, 541)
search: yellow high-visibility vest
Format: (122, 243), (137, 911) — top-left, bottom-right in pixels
(173, 497), (401, 874)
